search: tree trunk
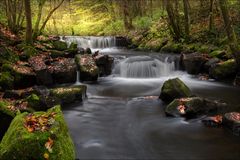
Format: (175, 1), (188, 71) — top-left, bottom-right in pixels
(166, 0), (182, 41)
(183, 0), (190, 38)
(209, 0), (214, 32)
(33, 0), (46, 39)
(219, 0), (240, 67)
(24, 0), (32, 44)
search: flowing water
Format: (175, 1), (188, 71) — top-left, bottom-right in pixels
(62, 37), (240, 160)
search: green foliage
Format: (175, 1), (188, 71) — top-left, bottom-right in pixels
(0, 72), (14, 90)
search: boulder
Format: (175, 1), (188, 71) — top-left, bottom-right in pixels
(202, 115), (223, 127)
(3, 87), (35, 99)
(0, 106), (75, 160)
(50, 85), (87, 104)
(182, 52), (209, 74)
(29, 55), (53, 86)
(209, 50), (228, 60)
(209, 59), (237, 80)
(50, 58), (77, 84)
(203, 58), (220, 72)
(165, 97), (227, 118)
(51, 41), (68, 51)
(85, 48), (92, 54)
(0, 100), (16, 140)
(75, 54), (99, 81)
(223, 112), (240, 136)
(94, 53), (114, 76)
(159, 78), (192, 102)
(67, 42), (78, 56)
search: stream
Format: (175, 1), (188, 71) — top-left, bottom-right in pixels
(62, 36), (240, 160)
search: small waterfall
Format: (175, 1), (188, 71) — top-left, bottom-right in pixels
(60, 36), (116, 49)
(75, 70), (81, 85)
(113, 56), (175, 78)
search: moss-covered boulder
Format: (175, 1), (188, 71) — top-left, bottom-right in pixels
(67, 42), (78, 56)
(159, 78), (192, 102)
(165, 97), (227, 118)
(0, 106), (75, 160)
(222, 112), (240, 136)
(50, 85), (87, 104)
(49, 50), (66, 58)
(2, 64), (36, 89)
(75, 54), (99, 81)
(0, 100), (17, 140)
(52, 41), (68, 51)
(209, 50), (229, 60)
(0, 72), (14, 90)
(209, 59), (237, 80)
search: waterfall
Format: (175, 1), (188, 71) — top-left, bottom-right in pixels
(113, 56), (175, 78)
(75, 71), (81, 85)
(60, 36), (116, 49)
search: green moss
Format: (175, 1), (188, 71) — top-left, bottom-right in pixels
(160, 78), (192, 102)
(50, 50), (65, 58)
(1, 63), (13, 72)
(161, 43), (183, 53)
(0, 72), (14, 90)
(0, 106), (75, 160)
(52, 41), (68, 51)
(0, 100), (17, 117)
(26, 94), (41, 108)
(50, 85), (86, 104)
(0, 46), (19, 63)
(23, 45), (38, 59)
(209, 59), (237, 79)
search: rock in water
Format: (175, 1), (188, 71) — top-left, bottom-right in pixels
(75, 54), (99, 81)
(165, 97), (227, 118)
(223, 112), (240, 136)
(0, 106), (75, 160)
(209, 59), (237, 80)
(159, 78), (192, 102)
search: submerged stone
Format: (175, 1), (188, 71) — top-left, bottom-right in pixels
(160, 78), (192, 102)
(0, 106), (75, 160)
(223, 112), (240, 136)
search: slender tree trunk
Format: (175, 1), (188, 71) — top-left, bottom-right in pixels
(209, 0), (214, 32)
(219, 0), (240, 66)
(183, 0), (190, 38)
(24, 0), (32, 44)
(33, 0), (46, 39)
(166, 0), (182, 41)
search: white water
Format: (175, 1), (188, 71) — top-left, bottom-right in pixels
(75, 71), (81, 85)
(113, 56), (175, 78)
(60, 36), (116, 49)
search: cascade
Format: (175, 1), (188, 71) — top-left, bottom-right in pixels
(113, 56), (175, 78)
(60, 36), (116, 49)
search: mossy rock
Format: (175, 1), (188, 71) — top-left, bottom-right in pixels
(0, 45), (19, 64)
(67, 42), (78, 55)
(209, 50), (229, 60)
(50, 85), (87, 104)
(0, 100), (17, 140)
(26, 94), (41, 108)
(52, 41), (68, 51)
(0, 72), (14, 90)
(75, 54), (99, 81)
(50, 50), (66, 58)
(160, 78), (192, 102)
(0, 106), (75, 160)
(209, 59), (237, 80)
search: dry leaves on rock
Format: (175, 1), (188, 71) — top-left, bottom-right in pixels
(24, 112), (57, 133)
